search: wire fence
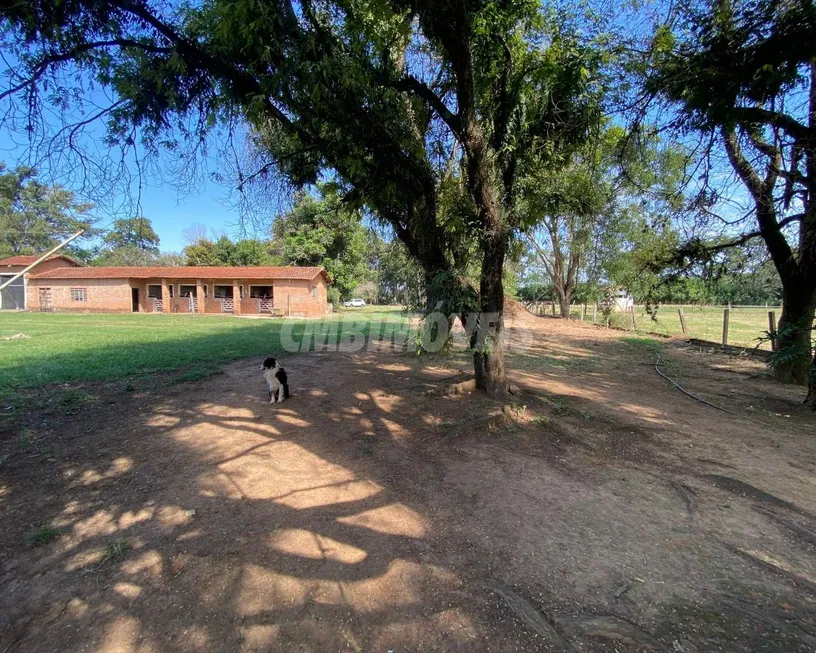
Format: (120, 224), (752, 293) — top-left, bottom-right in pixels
(529, 302), (790, 351)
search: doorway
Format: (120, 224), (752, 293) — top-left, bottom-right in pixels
(38, 287), (52, 312)
(131, 288), (140, 312)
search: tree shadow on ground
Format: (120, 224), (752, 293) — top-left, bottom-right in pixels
(1, 322), (815, 652)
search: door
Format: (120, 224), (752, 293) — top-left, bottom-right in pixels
(38, 287), (53, 312)
(131, 288), (140, 312)
(0, 275), (25, 309)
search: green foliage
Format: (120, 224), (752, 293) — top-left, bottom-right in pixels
(25, 525), (62, 546)
(183, 236), (278, 267)
(366, 236), (425, 307)
(519, 124), (690, 310)
(0, 163), (95, 257)
(761, 318), (814, 370)
(647, 0), (814, 133)
(103, 218), (160, 252)
(426, 270), (480, 318)
(101, 539), (132, 564)
(92, 246), (186, 267)
(326, 286), (341, 307)
(273, 186), (369, 299)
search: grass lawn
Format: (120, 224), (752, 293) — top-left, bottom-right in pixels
(0, 307), (411, 397)
(569, 304), (789, 350)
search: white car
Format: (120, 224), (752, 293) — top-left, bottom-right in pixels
(343, 298), (366, 307)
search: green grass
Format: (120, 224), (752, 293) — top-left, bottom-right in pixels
(101, 538), (132, 564)
(25, 525), (63, 546)
(569, 304), (792, 350)
(0, 308), (411, 397)
(619, 335), (664, 352)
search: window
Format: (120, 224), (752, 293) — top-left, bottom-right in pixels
(168, 285), (174, 298)
(311, 286), (317, 299)
(179, 285), (197, 297)
(213, 285), (233, 299)
(70, 288), (87, 302)
(147, 284), (162, 299)
(250, 285), (273, 299)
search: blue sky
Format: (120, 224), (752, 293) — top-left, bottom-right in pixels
(0, 127), (258, 252)
(108, 177), (250, 252)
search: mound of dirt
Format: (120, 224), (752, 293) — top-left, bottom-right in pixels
(503, 296), (528, 318)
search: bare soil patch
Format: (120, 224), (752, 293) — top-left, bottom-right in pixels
(1, 311), (814, 652)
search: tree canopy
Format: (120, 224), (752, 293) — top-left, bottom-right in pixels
(1, 0), (813, 403)
(0, 164), (95, 258)
(646, 0), (816, 398)
(102, 217), (161, 252)
(272, 186), (369, 300)
(0, 0), (608, 395)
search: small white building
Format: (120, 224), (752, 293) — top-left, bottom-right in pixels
(613, 290), (634, 312)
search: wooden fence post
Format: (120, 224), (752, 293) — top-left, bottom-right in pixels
(678, 308), (687, 334)
(630, 306), (637, 330)
(722, 308), (730, 346)
(768, 311), (777, 351)
(551, 301), (556, 316)
(581, 304), (586, 321)
(593, 303), (597, 324)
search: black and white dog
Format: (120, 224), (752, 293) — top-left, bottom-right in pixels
(261, 357), (290, 403)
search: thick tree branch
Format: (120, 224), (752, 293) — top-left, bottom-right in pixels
(722, 126), (796, 277)
(706, 213), (803, 252)
(0, 39), (172, 102)
(391, 75), (462, 137)
(730, 107), (814, 143)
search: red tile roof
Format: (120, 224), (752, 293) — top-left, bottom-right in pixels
(31, 265), (330, 283)
(0, 254), (81, 267)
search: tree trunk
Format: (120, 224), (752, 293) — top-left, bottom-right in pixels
(775, 285), (815, 386)
(473, 226), (507, 397)
(461, 127), (508, 396)
(555, 284), (572, 318)
(423, 6), (509, 396)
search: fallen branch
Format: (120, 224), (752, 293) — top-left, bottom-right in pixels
(724, 544), (816, 595)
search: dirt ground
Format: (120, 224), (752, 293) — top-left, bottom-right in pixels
(1, 310), (815, 652)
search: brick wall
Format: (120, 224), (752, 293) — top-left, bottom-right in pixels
(203, 298), (223, 314)
(26, 278), (132, 313)
(25, 274), (330, 315)
(169, 297), (193, 313)
(273, 278), (328, 317)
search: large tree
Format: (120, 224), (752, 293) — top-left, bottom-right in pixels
(272, 186), (369, 299)
(521, 126), (689, 316)
(0, 164), (95, 257)
(103, 217), (160, 252)
(183, 236), (278, 267)
(648, 0), (816, 405)
(0, 0), (601, 396)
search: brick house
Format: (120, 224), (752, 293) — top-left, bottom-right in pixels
(17, 263), (330, 317)
(0, 255), (82, 310)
